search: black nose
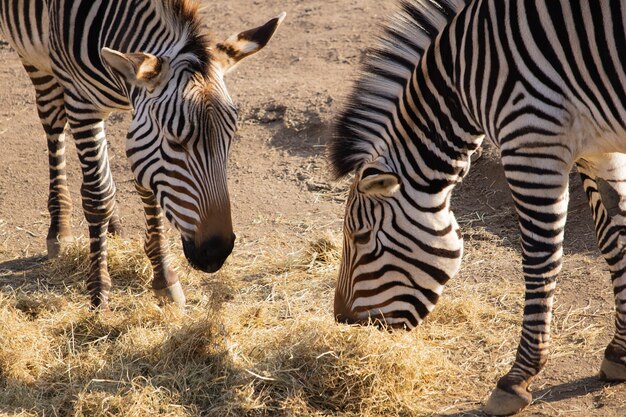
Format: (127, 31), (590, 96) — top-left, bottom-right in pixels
(182, 234), (236, 273)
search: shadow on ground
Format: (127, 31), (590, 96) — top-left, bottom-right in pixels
(0, 255), (48, 290)
(453, 142), (600, 257)
(440, 376), (620, 417)
(0, 315), (237, 416)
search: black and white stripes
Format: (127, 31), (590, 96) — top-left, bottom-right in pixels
(0, 0), (284, 309)
(332, 1), (626, 414)
(332, 0), (475, 328)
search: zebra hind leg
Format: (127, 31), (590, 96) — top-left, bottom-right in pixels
(108, 203), (124, 237)
(24, 64), (74, 258)
(136, 184), (185, 308)
(578, 161), (626, 382)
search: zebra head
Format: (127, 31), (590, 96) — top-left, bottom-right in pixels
(330, 0), (476, 330)
(101, 13), (285, 273)
(333, 158), (465, 329)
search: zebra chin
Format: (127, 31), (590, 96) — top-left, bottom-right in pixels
(181, 234), (236, 273)
(334, 310), (419, 330)
(334, 295), (421, 330)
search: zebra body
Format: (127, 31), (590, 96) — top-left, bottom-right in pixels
(0, 0), (284, 308)
(332, 0), (626, 414)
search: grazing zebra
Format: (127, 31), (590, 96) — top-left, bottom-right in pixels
(0, 0), (284, 309)
(331, 0), (626, 414)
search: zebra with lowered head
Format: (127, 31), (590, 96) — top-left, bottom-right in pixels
(331, 0), (626, 414)
(0, 0), (284, 309)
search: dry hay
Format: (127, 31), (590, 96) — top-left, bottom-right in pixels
(0, 229), (620, 416)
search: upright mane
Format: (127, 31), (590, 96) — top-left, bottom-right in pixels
(330, 0), (467, 178)
(161, 0), (212, 72)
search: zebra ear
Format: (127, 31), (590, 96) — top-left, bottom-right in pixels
(101, 48), (169, 91)
(213, 12), (286, 74)
(358, 170), (401, 196)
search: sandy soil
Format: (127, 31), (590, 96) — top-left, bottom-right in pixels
(1, 0), (625, 416)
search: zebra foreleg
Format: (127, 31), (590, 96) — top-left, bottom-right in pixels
(136, 184), (185, 308)
(485, 165), (570, 415)
(24, 64), (73, 258)
(577, 159), (626, 382)
(69, 114), (116, 309)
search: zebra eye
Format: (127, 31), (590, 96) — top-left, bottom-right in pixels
(353, 231), (371, 245)
(166, 139), (186, 152)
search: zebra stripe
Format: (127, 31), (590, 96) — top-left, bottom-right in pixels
(332, 0), (626, 414)
(0, 0), (284, 309)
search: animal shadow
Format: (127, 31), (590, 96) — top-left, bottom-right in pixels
(0, 254), (48, 290)
(439, 376), (619, 416)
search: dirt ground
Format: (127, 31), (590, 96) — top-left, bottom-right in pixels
(1, 0), (626, 416)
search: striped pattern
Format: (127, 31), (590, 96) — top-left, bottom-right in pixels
(332, 0), (626, 412)
(0, 0), (280, 308)
(332, 0), (473, 328)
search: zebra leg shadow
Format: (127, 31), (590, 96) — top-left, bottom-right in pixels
(440, 376), (614, 417)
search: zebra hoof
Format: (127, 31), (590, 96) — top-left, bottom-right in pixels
(599, 357), (626, 382)
(107, 222), (124, 237)
(46, 236), (74, 259)
(154, 282), (186, 308)
(483, 386), (532, 416)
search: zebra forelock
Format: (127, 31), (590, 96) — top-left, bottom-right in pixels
(160, 0), (212, 74)
(331, 0), (467, 179)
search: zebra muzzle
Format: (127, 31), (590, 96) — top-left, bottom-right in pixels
(182, 234), (236, 273)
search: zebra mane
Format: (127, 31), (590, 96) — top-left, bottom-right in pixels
(162, 0), (212, 73)
(330, 0), (467, 179)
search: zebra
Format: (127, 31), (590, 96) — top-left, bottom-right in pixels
(331, 0), (626, 414)
(0, 0), (284, 309)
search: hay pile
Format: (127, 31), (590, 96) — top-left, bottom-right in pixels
(0, 230), (615, 416)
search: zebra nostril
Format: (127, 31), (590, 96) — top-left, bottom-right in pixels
(334, 291), (357, 324)
(335, 312), (357, 324)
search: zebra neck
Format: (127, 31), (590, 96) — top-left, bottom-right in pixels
(330, 0), (481, 186)
(392, 36), (483, 193)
